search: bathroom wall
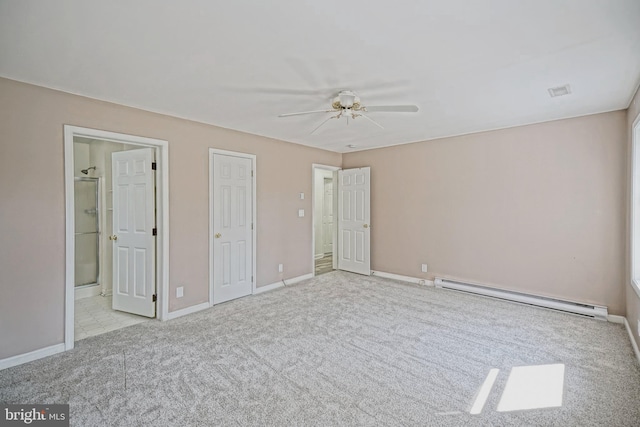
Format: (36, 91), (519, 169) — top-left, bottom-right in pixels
(73, 141), (90, 176)
(73, 140), (98, 287)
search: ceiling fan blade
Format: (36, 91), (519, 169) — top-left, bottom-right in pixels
(279, 109), (337, 117)
(359, 113), (385, 130)
(310, 115), (337, 135)
(364, 105), (419, 113)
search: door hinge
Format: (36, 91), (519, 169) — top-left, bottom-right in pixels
(251, 223), (253, 230)
(252, 276), (254, 282)
(152, 227), (157, 236)
(251, 170), (254, 177)
(152, 162), (157, 170)
(152, 294), (157, 302)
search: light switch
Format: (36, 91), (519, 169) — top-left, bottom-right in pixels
(298, 209), (305, 217)
(299, 192), (305, 200)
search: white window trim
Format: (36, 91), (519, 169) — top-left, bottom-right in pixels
(630, 113), (640, 299)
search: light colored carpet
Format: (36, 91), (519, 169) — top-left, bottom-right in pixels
(1, 271), (639, 426)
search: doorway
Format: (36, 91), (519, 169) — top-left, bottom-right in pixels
(312, 165), (372, 277)
(312, 165), (339, 276)
(64, 126), (169, 350)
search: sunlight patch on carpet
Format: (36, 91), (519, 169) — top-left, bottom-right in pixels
(470, 368), (500, 414)
(497, 364), (565, 412)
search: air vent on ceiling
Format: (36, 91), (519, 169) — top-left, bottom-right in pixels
(548, 84), (571, 98)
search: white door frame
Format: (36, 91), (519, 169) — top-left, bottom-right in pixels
(209, 148), (257, 305)
(311, 164), (340, 276)
(64, 125), (170, 351)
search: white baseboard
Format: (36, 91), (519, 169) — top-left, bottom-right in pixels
(623, 317), (640, 365)
(254, 281), (284, 295)
(74, 284), (101, 300)
(254, 273), (314, 295)
(0, 343), (65, 371)
(164, 302), (210, 321)
(607, 315), (625, 324)
(285, 273), (313, 285)
(372, 270), (434, 286)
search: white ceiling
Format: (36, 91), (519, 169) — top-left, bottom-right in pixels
(1, 0), (639, 153)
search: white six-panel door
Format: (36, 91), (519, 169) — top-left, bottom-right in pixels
(111, 148), (156, 317)
(212, 153), (253, 304)
(338, 167), (371, 275)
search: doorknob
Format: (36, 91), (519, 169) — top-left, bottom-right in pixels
(109, 235), (118, 241)
(363, 224), (369, 228)
(215, 233), (222, 238)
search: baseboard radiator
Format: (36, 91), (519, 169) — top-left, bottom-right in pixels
(434, 278), (608, 321)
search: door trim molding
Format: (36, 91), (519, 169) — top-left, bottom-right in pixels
(209, 148), (257, 305)
(311, 164), (340, 277)
(64, 125), (170, 351)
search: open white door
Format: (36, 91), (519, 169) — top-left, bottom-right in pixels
(338, 167), (371, 275)
(212, 153), (253, 304)
(111, 148), (156, 317)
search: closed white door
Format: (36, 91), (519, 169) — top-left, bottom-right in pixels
(338, 167), (371, 275)
(212, 153), (253, 304)
(111, 148), (156, 317)
(322, 177), (333, 254)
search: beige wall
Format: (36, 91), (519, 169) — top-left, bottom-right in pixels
(626, 84), (640, 351)
(0, 78), (341, 359)
(343, 111), (628, 314)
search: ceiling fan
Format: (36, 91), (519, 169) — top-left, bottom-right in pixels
(278, 90), (419, 134)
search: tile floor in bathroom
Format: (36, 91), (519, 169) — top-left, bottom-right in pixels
(74, 294), (151, 341)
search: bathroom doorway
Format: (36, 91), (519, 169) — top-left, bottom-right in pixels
(64, 126), (169, 350)
(72, 137), (152, 340)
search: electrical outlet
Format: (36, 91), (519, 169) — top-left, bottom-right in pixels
(278, 264), (283, 273)
(421, 264), (428, 273)
(176, 286), (184, 298)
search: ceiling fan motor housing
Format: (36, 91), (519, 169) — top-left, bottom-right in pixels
(334, 90), (361, 110)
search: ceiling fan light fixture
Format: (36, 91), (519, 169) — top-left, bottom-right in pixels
(337, 90), (359, 108)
